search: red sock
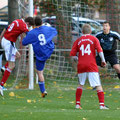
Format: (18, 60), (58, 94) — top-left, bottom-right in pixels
(0, 68), (11, 86)
(76, 87), (83, 105)
(97, 90), (104, 106)
(5, 62), (9, 68)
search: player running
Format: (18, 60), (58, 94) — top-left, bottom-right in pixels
(22, 16), (57, 98)
(70, 24), (109, 109)
(0, 17), (34, 96)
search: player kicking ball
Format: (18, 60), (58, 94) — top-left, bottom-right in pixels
(70, 24), (109, 109)
(22, 16), (57, 98)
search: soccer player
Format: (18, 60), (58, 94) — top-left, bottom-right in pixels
(22, 16), (57, 98)
(0, 17), (34, 96)
(70, 24), (109, 109)
(96, 21), (120, 79)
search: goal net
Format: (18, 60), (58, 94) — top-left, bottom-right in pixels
(1, 0), (119, 90)
(38, 0), (120, 87)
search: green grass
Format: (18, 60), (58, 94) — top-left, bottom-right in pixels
(0, 83), (120, 120)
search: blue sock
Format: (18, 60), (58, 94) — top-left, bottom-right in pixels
(38, 81), (45, 93)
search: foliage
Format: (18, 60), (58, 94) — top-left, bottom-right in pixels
(84, 0), (106, 11)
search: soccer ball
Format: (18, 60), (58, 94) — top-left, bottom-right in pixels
(42, 22), (51, 27)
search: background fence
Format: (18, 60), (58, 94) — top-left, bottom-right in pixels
(0, 0), (120, 89)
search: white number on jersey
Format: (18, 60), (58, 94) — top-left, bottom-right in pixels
(80, 44), (91, 56)
(8, 23), (15, 32)
(38, 34), (46, 45)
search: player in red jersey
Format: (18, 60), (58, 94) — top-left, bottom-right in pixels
(70, 24), (109, 109)
(0, 17), (34, 96)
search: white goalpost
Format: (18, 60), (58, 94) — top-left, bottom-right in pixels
(28, 0), (34, 90)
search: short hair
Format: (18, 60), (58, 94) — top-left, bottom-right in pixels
(82, 24), (91, 34)
(25, 17), (34, 25)
(103, 21), (110, 25)
(34, 16), (42, 26)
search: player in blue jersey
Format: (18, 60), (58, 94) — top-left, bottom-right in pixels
(96, 21), (120, 79)
(22, 16), (57, 97)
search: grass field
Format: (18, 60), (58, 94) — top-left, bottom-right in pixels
(0, 82), (120, 120)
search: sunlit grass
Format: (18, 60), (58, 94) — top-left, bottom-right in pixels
(0, 82), (120, 120)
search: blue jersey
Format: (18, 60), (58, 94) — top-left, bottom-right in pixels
(96, 31), (120, 52)
(22, 25), (57, 61)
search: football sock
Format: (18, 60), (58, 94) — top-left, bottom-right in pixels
(76, 87), (83, 105)
(5, 62), (9, 68)
(38, 81), (45, 93)
(97, 90), (104, 106)
(117, 73), (120, 79)
(0, 68), (12, 86)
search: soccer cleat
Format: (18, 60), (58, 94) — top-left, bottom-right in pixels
(92, 87), (96, 91)
(75, 104), (82, 109)
(1, 66), (5, 75)
(100, 105), (109, 110)
(41, 91), (47, 98)
(0, 85), (3, 96)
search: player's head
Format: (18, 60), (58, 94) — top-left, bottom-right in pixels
(103, 21), (110, 34)
(25, 17), (34, 27)
(34, 16), (42, 26)
(82, 24), (91, 34)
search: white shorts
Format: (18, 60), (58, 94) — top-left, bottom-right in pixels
(78, 72), (101, 87)
(1, 37), (17, 62)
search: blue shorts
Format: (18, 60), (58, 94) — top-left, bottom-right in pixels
(36, 59), (46, 71)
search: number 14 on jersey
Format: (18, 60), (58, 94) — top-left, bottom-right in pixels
(80, 44), (91, 56)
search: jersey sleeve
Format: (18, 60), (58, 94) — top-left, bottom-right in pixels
(70, 40), (78, 56)
(114, 32), (120, 40)
(22, 31), (35, 46)
(95, 37), (103, 53)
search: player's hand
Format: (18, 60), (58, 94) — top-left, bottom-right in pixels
(101, 61), (106, 67)
(72, 56), (78, 62)
(15, 51), (21, 59)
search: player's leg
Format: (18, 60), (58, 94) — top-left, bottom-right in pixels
(0, 38), (17, 96)
(89, 72), (109, 109)
(107, 54), (120, 79)
(1, 51), (20, 75)
(1, 62), (9, 75)
(113, 64), (120, 79)
(0, 54), (3, 72)
(76, 73), (87, 109)
(36, 59), (47, 97)
(0, 43), (6, 75)
(0, 61), (15, 85)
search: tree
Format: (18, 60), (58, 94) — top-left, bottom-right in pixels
(8, 0), (19, 24)
(83, 0), (106, 19)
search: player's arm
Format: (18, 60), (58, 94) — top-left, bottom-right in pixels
(22, 32), (35, 46)
(95, 37), (106, 67)
(99, 52), (106, 67)
(70, 40), (78, 61)
(0, 28), (7, 41)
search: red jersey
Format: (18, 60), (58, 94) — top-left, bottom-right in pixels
(70, 34), (103, 73)
(4, 19), (28, 42)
